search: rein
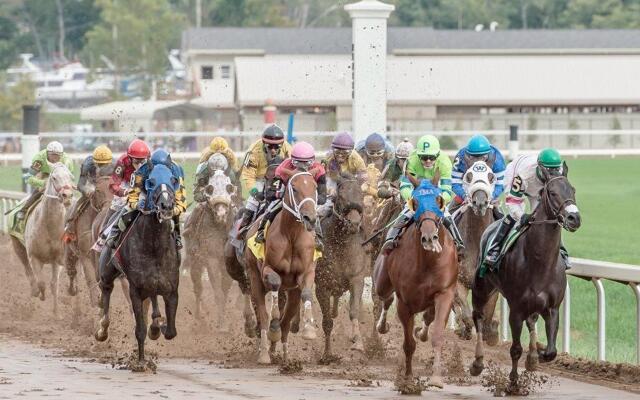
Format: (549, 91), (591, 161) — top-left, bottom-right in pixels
(416, 215), (441, 231)
(282, 171), (317, 222)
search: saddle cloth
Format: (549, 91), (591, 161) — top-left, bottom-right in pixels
(478, 221), (530, 278)
(246, 220), (322, 262)
(8, 196), (43, 246)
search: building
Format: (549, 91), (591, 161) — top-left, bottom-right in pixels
(181, 27), (640, 140)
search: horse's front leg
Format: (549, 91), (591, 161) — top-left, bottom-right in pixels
(349, 277), (365, 352)
(298, 266), (317, 341)
(50, 264), (61, 317)
(469, 276), (495, 376)
(508, 311), (525, 387)
(130, 288), (147, 362)
(453, 283), (473, 340)
(79, 254), (100, 307)
(397, 300), (416, 377)
(64, 243), (78, 296)
(189, 261), (204, 320)
(525, 314), (539, 371)
(482, 291), (500, 346)
(315, 284), (334, 359)
(148, 296), (162, 340)
(94, 250), (119, 341)
(248, 262), (271, 364)
(279, 288), (301, 362)
(539, 307), (560, 363)
(429, 287), (455, 389)
(162, 291), (178, 340)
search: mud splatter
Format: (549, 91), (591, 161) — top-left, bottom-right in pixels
(394, 373), (426, 395)
(445, 343), (471, 385)
(481, 361), (554, 396)
(553, 353), (640, 385)
(278, 359), (303, 375)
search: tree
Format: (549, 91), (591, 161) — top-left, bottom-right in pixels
(84, 0), (185, 77)
(0, 79), (36, 131)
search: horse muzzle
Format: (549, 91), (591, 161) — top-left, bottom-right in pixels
(301, 214), (316, 232)
(561, 204), (581, 232)
(421, 233), (442, 253)
(471, 190), (490, 217)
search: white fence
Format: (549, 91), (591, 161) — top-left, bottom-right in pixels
(0, 190), (24, 233)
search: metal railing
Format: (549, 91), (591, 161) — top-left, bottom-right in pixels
(499, 257), (640, 364)
(0, 190), (25, 233)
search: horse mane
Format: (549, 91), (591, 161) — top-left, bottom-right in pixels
(337, 171), (356, 181)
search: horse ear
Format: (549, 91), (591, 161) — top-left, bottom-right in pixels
(411, 198), (417, 212)
(562, 161), (569, 177)
(538, 165), (550, 182)
(436, 195), (444, 210)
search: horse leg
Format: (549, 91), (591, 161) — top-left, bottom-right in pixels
(80, 255), (100, 307)
(29, 256), (46, 301)
(299, 269), (317, 341)
(349, 278), (365, 352)
(190, 263), (204, 320)
(397, 300), (416, 377)
(12, 239), (38, 297)
(94, 251), (119, 341)
(280, 288), (301, 363)
(148, 296), (162, 340)
(64, 243), (78, 296)
(453, 283), (473, 340)
(469, 279), (495, 376)
(376, 295), (394, 335)
(242, 294), (257, 338)
(130, 289), (147, 362)
(415, 305), (435, 343)
(249, 266), (271, 364)
(429, 288), (455, 389)
(316, 286), (333, 359)
(118, 277), (134, 317)
(373, 255), (394, 335)
(265, 290), (281, 350)
(539, 307), (560, 363)
(162, 291), (178, 340)
(482, 292), (500, 346)
(508, 311), (525, 387)
(50, 264), (61, 317)
(525, 314), (539, 371)
(215, 262), (234, 331)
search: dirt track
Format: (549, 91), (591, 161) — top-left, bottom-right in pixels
(1, 233), (639, 399)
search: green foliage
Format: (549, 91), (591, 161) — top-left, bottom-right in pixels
(0, 79), (36, 131)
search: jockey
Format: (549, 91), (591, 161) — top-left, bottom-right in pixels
(382, 134), (464, 253)
(484, 148), (571, 268)
(451, 134), (506, 210)
(119, 149), (187, 249)
(199, 136), (238, 172)
(237, 124), (292, 232)
(377, 140), (414, 199)
(63, 145), (114, 240)
(194, 153), (234, 203)
(355, 132), (395, 172)
(17, 141), (74, 220)
(254, 141), (327, 251)
(319, 132), (367, 217)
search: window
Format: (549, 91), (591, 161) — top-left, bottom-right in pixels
(201, 66), (213, 80)
(220, 65), (231, 79)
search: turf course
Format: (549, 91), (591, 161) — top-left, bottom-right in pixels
(0, 156), (639, 362)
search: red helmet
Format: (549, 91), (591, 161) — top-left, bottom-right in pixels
(127, 139), (150, 159)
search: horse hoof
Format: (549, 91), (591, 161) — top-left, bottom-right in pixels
(94, 328), (108, 342)
(257, 352), (271, 365)
(290, 321), (300, 334)
(244, 322), (257, 338)
(376, 321), (389, 335)
(148, 325), (161, 340)
(469, 359), (484, 376)
(161, 325), (177, 340)
(538, 350), (557, 363)
(67, 285), (77, 297)
(484, 320), (500, 346)
(428, 376), (444, 389)
(267, 329), (281, 344)
(301, 325), (317, 341)
(525, 353), (538, 371)
(414, 327), (428, 342)
(350, 338), (365, 352)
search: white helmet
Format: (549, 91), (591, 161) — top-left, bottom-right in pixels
(207, 153), (228, 172)
(395, 140), (414, 159)
(46, 141), (64, 154)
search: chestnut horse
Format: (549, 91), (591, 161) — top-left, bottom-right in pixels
(374, 181), (458, 388)
(244, 170), (319, 364)
(469, 163), (581, 388)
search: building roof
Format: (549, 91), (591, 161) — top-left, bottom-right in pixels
(80, 100), (209, 121)
(183, 27), (640, 55)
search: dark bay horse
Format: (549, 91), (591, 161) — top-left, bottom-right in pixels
(469, 163), (581, 387)
(244, 170), (319, 364)
(374, 181), (458, 388)
(95, 164), (181, 364)
(452, 161), (499, 342)
(315, 173), (368, 357)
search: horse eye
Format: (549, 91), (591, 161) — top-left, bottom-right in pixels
(464, 174), (472, 183)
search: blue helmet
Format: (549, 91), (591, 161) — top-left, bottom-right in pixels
(466, 135), (491, 156)
(150, 148), (172, 167)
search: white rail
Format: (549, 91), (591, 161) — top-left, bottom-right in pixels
(499, 257), (640, 364)
(0, 190), (25, 233)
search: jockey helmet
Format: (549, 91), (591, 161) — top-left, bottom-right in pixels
(416, 135), (440, 157)
(261, 124), (285, 145)
(46, 141), (64, 155)
(395, 140), (414, 159)
(92, 145), (113, 165)
(209, 136), (229, 152)
(365, 133), (386, 156)
(292, 141), (315, 162)
(331, 132), (355, 150)
(466, 135), (491, 156)
(538, 148), (562, 168)
(127, 139), (150, 159)
(208, 153), (228, 171)
(150, 148), (172, 167)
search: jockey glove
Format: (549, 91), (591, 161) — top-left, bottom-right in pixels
(454, 195), (464, 205)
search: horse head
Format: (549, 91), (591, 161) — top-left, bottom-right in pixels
(334, 172), (364, 233)
(145, 164), (177, 222)
(283, 171), (318, 232)
(538, 161), (581, 232)
(463, 161), (495, 216)
(204, 169), (236, 225)
(411, 181), (445, 253)
(46, 162), (75, 206)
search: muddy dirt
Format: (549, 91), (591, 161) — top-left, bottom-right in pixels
(1, 235), (639, 398)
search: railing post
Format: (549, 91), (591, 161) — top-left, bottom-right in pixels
(630, 283), (640, 365)
(592, 277), (606, 361)
(501, 295), (509, 342)
(562, 281), (571, 353)
(508, 125), (519, 161)
(22, 105), (40, 193)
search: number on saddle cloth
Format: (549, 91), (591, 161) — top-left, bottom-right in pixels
(411, 180), (444, 222)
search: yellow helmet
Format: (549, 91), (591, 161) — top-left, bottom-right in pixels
(209, 137), (229, 152)
(93, 145), (113, 164)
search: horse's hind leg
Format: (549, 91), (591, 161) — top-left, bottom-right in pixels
(415, 305), (434, 343)
(118, 277), (133, 316)
(397, 300), (416, 377)
(508, 311), (525, 387)
(94, 250), (119, 341)
(539, 307), (560, 363)
(453, 283), (473, 340)
(349, 278), (365, 352)
(189, 262), (204, 320)
(482, 292), (500, 346)
(64, 243), (78, 296)
(469, 278), (495, 376)
(316, 286), (334, 359)
(162, 291), (178, 340)
(12, 239), (38, 297)
(280, 288), (301, 362)
(130, 289), (147, 362)
(525, 314), (539, 371)
(429, 288), (455, 389)
(148, 296), (162, 340)
(376, 295), (394, 335)
(79, 255), (99, 307)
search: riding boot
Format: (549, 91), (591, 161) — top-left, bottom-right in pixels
(63, 196), (87, 241)
(484, 215), (516, 267)
(16, 191), (43, 220)
(105, 209), (136, 250)
(560, 241), (571, 270)
(381, 208), (413, 255)
(255, 202), (277, 244)
(236, 209), (255, 239)
(173, 215), (183, 250)
(443, 214), (465, 250)
(314, 220), (324, 252)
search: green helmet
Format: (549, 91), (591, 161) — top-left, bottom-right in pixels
(537, 148), (562, 168)
(416, 135), (440, 156)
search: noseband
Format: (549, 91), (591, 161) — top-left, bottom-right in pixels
(531, 175), (576, 226)
(282, 171), (317, 223)
(416, 214), (441, 231)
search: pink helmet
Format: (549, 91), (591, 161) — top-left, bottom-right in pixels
(291, 141), (315, 162)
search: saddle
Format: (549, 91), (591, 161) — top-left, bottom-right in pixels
(246, 220), (322, 263)
(7, 196), (43, 245)
(478, 221), (530, 277)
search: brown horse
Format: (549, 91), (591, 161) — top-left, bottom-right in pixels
(315, 173), (368, 358)
(469, 163), (581, 388)
(244, 170), (319, 364)
(374, 182), (458, 388)
(452, 161), (499, 343)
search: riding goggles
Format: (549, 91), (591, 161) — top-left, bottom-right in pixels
(366, 149), (385, 157)
(292, 159), (313, 171)
(131, 157), (146, 166)
(265, 143), (282, 151)
(419, 153), (439, 162)
(333, 149), (351, 158)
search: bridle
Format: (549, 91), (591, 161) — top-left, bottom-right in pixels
(332, 177), (364, 228)
(148, 183), (175, 222)
(282, 171), (317, 222)
(530, 175), (576, 227)
(416, 214), (442, 232)
(44, 165), (73, 202)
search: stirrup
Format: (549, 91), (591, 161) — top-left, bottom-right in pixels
(381, 239), (396, 254)
(175, 236), (183, 250)
(255, 230), (266, 244)
(16, 210), (25, 220)
(315, 238), (324, 252)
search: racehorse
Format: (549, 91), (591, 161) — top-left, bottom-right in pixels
(66, 174), (113, 306)
(244, 169), (319, 364)
(451, 161), (499, 342)
(374, 181), (458, 388)
(469, 163), (581, 388)
(315, 172), (368, 358)
(94, 164), (181, 364)
(183, 169), (237, 322)
(10, 163), (74, 315)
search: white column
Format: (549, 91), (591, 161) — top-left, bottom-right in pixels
(345, 0), (394, 142)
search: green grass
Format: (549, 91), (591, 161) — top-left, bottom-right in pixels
(1, 157), (639, 363)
